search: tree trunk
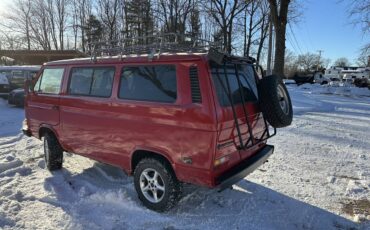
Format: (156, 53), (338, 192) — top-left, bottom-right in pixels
(273, 23), (286, 76)
(268, 0), (290, 77)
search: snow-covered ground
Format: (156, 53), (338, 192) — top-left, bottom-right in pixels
(0, 85), (369, 230)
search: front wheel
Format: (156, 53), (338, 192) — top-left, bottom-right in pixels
(134, 158), (181, 212)
(44, 133), (63, 171)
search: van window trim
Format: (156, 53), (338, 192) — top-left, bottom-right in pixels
(34, 67), (65, 95)
(67, 66), (116, 98)
(117, 64), (178, 104)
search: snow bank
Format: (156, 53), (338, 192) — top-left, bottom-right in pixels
(297, 83), (370, 97)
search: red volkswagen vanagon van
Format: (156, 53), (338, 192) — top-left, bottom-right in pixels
(23, 36), (292, 211)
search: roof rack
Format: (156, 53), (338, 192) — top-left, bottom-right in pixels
(90, 33), (223, 61)
(89, 33), (257, 65)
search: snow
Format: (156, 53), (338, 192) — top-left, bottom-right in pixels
(0, 85), (370, 229)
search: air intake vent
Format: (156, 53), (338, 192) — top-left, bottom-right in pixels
(189, 66), (202, 103)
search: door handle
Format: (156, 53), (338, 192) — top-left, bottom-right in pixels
(51, 105), (59, 110)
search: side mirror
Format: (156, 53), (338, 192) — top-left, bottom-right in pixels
(24, 79), (33, 95)
(255, 64), (265, 79)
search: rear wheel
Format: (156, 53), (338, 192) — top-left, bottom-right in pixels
(134, 158), (181, 212)
(44, 133), (63, 171)
(258, 75), (293, 128)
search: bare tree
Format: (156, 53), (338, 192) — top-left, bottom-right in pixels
(98, 0), (120, 41)
(155, 0), (192, 37)
(47, 0), (59, 49)
(356, 53), (370, 67)
(268, 0), (292, 76)
(205, 0), (246, 53)
(346, 0), (370, 55)
(55, 0), (69, 50)
(125, 0), (154, 43)
(72, 0), (92, 52)
(71, 0), (79, 49)
(30, 0), (52, 50)
(334, 57), (350, 67)
(256, 0), (270, 65)
(1, 0), (33, 50)
(296, 52), (320, 71)
(243, 0), (262, 57)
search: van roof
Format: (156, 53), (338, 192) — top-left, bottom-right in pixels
(44, 53), (208, 66)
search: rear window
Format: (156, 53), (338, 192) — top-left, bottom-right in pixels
(211, 63), (258, 107)
(118, 65), (177, 103)
(68, 67), (115, 98)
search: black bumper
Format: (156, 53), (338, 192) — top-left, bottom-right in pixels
(216, 145), (274, 191)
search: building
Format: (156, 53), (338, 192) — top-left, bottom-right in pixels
(0, 50), (87, 65)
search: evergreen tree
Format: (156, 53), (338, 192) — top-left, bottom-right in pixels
(125, 0), (154, 45)
(85, 14), (103, 52)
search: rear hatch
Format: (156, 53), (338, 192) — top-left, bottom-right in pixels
(210, 62), (270, 163)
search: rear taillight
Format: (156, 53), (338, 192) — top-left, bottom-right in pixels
(214, 155), (229, 167)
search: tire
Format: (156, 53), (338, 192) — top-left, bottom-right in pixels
(44, 133), (63, 171)
(134, 158), (181, 212)
(258, 75), (293, 128)
(321, 81), (328, 85)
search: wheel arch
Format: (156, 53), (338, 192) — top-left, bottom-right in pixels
(38, 125), (58, 139)
(38, 124), (66, 151)
(130, 148), (176, 177)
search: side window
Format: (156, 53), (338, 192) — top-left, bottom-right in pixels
(12, 70), (25, 78)
(68, 67), (114, 98)
(34, 68), (64, 94)
(119, 65), (177, 103)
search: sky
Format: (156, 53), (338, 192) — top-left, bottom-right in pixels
(0, 0), (368, 65)
(286, 0), (368, 65)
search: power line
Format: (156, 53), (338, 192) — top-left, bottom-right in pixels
(303, 21), (314, 51)
(288, 23), (304, 55)
(286, 32), (300, 55)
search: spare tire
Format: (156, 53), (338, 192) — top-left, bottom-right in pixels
(258, 75), (293, 128)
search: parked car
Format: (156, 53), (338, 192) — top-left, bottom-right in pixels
(283, 79), (296, 85)
(22, 39), (292, 212)
(0, 66), (40, 92)
(0, 73), (10, 98)
(8, 88), (26, 107)
(329, 78), (341, 87)
(354, 78), (369, 88)
(291, 73), (314, 85)
(313, 72), (331, 85)
(0, 66), (41, 106)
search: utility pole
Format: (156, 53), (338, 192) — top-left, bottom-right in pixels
(317, 50), (323, 71)
(266, 14), (273, 75)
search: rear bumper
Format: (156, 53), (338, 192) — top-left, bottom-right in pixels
(216, 145), (274, 191)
